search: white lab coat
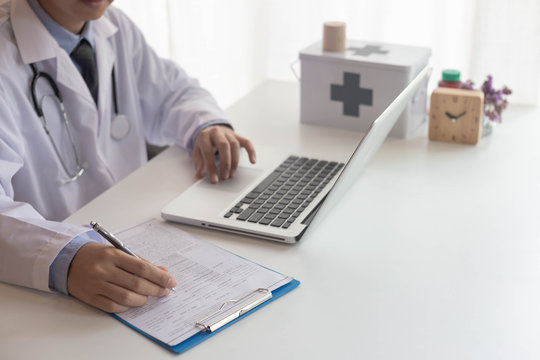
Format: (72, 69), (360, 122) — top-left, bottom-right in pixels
(0, 0), (227, 291)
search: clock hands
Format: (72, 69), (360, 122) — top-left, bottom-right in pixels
(444, 112), (457, 121)
(445, 111), (467, 122)
(455, 111), (466, 119)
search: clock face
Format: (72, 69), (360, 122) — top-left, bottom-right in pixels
(429, 88), (484, 145)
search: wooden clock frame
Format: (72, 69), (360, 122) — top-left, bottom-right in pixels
(429, 87), (485, 145)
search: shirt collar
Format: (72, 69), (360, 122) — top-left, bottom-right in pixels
(26, 0), (95, 55)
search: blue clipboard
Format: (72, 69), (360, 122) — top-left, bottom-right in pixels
(110, 278), (300, 354)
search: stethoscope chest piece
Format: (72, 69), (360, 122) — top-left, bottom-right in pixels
(111, 114), (130, 140)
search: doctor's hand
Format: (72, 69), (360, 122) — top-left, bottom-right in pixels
(192, 125), (256, 184)
(67, 242), (177, 313)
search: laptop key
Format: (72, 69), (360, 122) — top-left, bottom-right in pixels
(248, 212), (265, 223)
(248, 203), (261, 210)
(224, 211), (233, 218)
(259, 217), (273, 225)
(253, 171), (281, 193)
(282, 207), (294, 214)
(244, 191), (258, 199)
(237, 208), (256, 221)
(288, 203), (300, 210)
(271, 218), (286, 227)
(241, 197), (254, 204)
(282, 221), (293, 229)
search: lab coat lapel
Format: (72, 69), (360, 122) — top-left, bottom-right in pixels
(10, 0), (94, 105)
(10, 0), (57, 64)
(93, 15), (118, 113)
(55, 52), (95, 106)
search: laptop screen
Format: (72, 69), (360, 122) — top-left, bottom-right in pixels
(301, 67), (431, 239)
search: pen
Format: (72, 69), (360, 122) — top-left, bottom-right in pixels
(90, 221), (139, 258)
(90, 221), (176, 292)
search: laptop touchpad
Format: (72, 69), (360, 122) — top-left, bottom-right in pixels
(196, 166), (265, 193)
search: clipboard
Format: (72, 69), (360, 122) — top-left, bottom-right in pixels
(110, 278), (300, 354)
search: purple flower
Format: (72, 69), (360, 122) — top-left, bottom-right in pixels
(459, 80), (475, 90)
(459, 74), (512, 123)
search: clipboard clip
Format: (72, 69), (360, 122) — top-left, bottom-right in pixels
(195, 288), (272, 332)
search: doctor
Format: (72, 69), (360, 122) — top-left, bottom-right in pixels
(0, 0), (256, 312)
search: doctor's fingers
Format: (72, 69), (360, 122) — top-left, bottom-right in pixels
(115, 254), (177, 293)
(215, 133), (256, 179)
(202, 132), (256, 181)
(95, 281), (153, 311)
(192, 147), (205, 179)
(214, 131), (234, 180)
(227, 133), (241, 177)
(103, 265), (171, 301)
(235, 134), (256, 165)
(91, 294), (130, 313)
(196, 132), (221, 184)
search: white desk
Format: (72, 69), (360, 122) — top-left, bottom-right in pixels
(1, 81), (540, 359)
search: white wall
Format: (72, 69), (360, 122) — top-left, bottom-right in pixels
(115, 0), (540, 109)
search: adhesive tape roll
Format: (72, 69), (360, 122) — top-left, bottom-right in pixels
(323, 22), (346, 52)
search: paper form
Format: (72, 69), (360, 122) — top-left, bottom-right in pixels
(115, 219), (292, 346)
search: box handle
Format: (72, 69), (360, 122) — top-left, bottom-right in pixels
(290, 59), (301, 81)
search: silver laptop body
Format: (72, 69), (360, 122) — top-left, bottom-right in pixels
(162, 67), (431, 243)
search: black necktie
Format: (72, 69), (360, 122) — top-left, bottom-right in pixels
(70, 38), (99, 105)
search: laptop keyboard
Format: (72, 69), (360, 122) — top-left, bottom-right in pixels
(224, 156), (344, 229)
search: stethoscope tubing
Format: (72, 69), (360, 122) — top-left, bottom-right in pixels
(30, 63), (119, 116)
(28, 62), (121, 184)
(30, 63), (62, 116)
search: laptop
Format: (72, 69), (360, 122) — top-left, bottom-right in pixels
(162, 67), (431, 243)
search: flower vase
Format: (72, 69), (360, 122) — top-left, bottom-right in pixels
(481, 114), (493, 138)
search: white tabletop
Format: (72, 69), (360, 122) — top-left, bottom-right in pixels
(1, 81), (540, 360)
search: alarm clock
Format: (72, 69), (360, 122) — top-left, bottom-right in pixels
(429, 87), (485, 145)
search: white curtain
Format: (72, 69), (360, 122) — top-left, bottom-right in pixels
(115, 0), (540, 109)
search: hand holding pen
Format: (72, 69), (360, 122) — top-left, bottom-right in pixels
(90, 221), (176, 292)
(65, 222), (177, 313)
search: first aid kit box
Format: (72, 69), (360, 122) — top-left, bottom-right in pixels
(299, 40), (431, 138)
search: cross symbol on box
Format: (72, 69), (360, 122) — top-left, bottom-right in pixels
(331, 72), (373, 117)
(347, 45), (389, 56)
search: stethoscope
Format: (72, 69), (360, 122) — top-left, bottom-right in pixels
(29, 63), (130, 185)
